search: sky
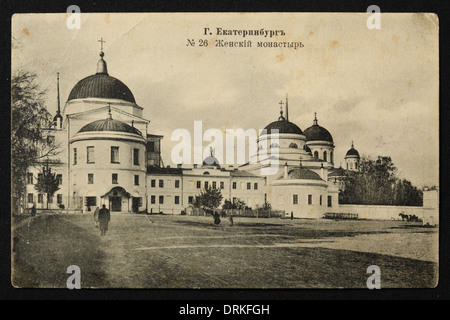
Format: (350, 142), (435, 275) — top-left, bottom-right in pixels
(11, 13), (439, 187)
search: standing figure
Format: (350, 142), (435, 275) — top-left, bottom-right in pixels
(98, 204), (111, 236)
(229, 213), (234, 226)
(291, 211), (294, 220)
(31, 204), (36, 217)
(93, 206), (100, 228)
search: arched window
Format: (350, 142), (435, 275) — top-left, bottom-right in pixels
(314, 151), (319, 160)
(355, 162), (358, 170)
(330, 151), (334, 164)
(323, 151), (327, 162)
(289, 143), (298, 149)
(347, 162), (349, 170)
(258, 145), (264, 151)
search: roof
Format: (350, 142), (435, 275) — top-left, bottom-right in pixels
(78, 118), (142, 136)
(68, 73), (136, 103)
(284, 167), (323, 181)
(303, 124), (333, 142)
(147, 166), (183, 175)
(262, 119), (303, 135)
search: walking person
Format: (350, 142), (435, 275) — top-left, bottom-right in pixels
(31, 204), (36, 217)
(93, 206), (100, 228)
(98, 204), (111, 236)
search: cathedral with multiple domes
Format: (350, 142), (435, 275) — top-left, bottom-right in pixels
(25, 47), (361, 219)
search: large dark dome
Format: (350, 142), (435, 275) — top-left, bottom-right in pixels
(263, 120), (303, 135)
(78, 118), (142, 136)
(68, 73), (136, 103)
(303, 114), (333, 143)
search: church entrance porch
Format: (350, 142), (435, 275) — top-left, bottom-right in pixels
(102, 186), (131, 212)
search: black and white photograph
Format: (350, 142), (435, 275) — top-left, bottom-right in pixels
(10, 12), (439, 290)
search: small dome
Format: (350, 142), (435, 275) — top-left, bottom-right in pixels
(303, 114), (333, 143)
(345, 142), (360, 158)
(287, 168), (323, 180)
(78, 118), (142, 136)
(202, 156), (221, 168)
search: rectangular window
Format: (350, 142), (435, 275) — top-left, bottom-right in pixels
(220, 182), (225, 189)
(57, 194), (63, 204)
(134, 175), (139, 186)
(38, 173), (43, 182)
(73, 148), (77, 165)
(175, 196), (180, 205)
(254, 183), (258, 190)
(27, 173), (34, 185)
(151, 179), (156, 188)
(159, 180), (164, 188)
(204, 181), (209, 189)
(88, 174), (94, 184)
(308, 195), (313, 205)
(133, 148), (140, 165)
(232, 182), (237, 190)
(28, 193), (34, 203)
(148, 141), (155, 152)
(38, 194), (44, 204)
(212, 181), (217, 189)
(328, 196), (332, 208)
(111, 146), (120, 163)
(196, 181), (201, 189)
(320, 195), (323, 206)
(112, 174), (118, 184)
(151, 195), (156, 204)
(85, 197), (96, 207)
(48, 195), (53, 204)
(293, 194), (299, 205)
(247, 182), (251, 190)
(87, 146), (95, 163)
(175, 180), (180, 188)
(56, 174), (62, 185)
(159, 196), (164, 204)
(188, 196), (194, 204)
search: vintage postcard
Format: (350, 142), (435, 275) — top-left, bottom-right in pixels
(11, 12), (439, 289)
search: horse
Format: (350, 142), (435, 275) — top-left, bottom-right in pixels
(399, 212), (409, 221)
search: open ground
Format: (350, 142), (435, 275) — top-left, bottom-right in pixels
(11, 213), (438, 289)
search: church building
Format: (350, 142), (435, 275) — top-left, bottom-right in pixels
(25, 45), (361, 219)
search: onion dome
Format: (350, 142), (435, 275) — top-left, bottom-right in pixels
(78, 117), (142, 136)
(262, 109), (303, 135)
(68, 51), (136, 103)
(303, 113), (333, 143)
(345, 141), (360, 158)
(287, 168), (322, 180)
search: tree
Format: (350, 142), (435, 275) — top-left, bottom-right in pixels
(222, 198), (246, 210)
(34, 162), (61, 209)
(11, 70), (60, 213)
(339, 155), (422, 206)
(196, 187), (223, 211)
